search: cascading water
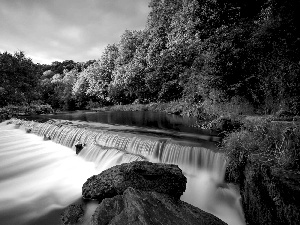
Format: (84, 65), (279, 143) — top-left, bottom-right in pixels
(0, 124), (95, 225)
(0, 119), (245, 225)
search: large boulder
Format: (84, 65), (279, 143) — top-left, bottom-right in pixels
(82, 161), (186, 201)
(90, 187), (228, 225)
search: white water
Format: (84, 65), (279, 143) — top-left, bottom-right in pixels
(0, 120), (245, 225)
(0, 124), (98, 224)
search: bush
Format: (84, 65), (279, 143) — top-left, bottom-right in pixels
(29, 104), (54, 114)
(200, 116), (243, 135)
(201, 90), (255, 118)
(0, 104), (53, 117)
(222, 119), (300, 171)
(85, 100), (105, 110)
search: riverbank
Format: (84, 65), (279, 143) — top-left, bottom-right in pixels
(222, 117), (300, 225)
(0, 104), (53, 122)
(92, 101), (202, 118)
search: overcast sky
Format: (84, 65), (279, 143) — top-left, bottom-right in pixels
(0, 0), (150, 64)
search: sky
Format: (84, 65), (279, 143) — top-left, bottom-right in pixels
(0, 0), (150, 64)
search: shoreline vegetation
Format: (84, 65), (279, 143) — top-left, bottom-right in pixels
(0, 104), (53, 122)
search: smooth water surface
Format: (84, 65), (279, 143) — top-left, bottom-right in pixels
(24, 110), (216, 135)
(23, 110), (220, 144)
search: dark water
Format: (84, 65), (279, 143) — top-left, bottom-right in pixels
(28, 110), (199, 131)
(23, 110), (219, 141)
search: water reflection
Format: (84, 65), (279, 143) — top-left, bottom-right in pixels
(24, 110), (213, 135)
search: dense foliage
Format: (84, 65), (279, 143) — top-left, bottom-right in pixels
(1, 0), (300, 115)
(0, 51), (42, 106)
(223, 119), (300, 173)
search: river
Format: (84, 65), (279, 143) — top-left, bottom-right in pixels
(0, 111), (245, 225)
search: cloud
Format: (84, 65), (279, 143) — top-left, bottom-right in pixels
(59, 26), (83, 43)
(0, 0), (150, 64)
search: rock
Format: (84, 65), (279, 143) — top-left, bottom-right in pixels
(61, 204), (84, 225)
(227, 158), (300, 225)
(90, 187), (227, 225)
(25, 128), (32, 133)
(75, 143), (85, 154)
(43, 135), (51, 141)
(82, 161), (186, 201)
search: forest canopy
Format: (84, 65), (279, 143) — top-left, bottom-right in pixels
(1, 0), (300, 116)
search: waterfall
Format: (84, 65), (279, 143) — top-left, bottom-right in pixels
(0, 119), (245, 225)
(9, 118), (225, 174)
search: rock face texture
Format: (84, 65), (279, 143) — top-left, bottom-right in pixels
(226, 158), (300, 225)
(62, 161), (228, 225)
(90, 187), (227, 225)
(241, 163), (300, 225)
(82, 161), (187, 201)
(61, 204), (84, 225)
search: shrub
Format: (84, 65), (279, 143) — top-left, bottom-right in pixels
(85, 100), (104, 110)
(201, 90), (255, 118)
(0, 104), (53, 117)
(222, 119), (300, 171)
(201, 116), (243, 135)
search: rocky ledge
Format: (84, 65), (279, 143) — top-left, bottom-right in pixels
(226, 157), (300, 225)
(62, 161), (227, 225)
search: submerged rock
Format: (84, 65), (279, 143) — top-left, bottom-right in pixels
(91, 187), (227, 225)
(82, 161), (187, 201)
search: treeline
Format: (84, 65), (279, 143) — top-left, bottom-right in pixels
(0, 51), (41, 106)
(1, 0), (300, 116)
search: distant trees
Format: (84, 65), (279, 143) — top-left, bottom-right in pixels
(2, 0), (300, 115)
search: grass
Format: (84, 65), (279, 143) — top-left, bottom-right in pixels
(222, 118), (300, 175)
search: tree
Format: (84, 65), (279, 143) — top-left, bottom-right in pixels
(0, 51), (40, 106)
(108, 30), (146, 104)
